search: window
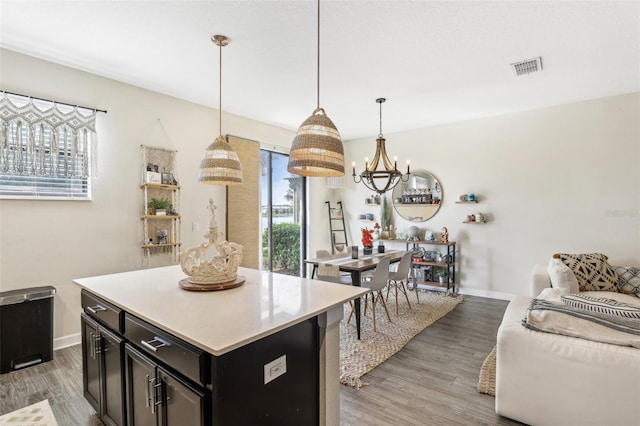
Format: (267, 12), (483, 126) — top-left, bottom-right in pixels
(0, 92), (97, 200)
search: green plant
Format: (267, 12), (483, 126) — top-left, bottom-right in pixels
(262, 222), (301, 276)
(435, 268), (447, 277)
(148, 197), (170, 210)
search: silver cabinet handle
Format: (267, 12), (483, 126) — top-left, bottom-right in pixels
(152, 379), (163, 413)
(86, 304), (107, 314)
(89, 332), (96, 359)
(140, 336), (171, 352)
(93, 333), (102, 357)
(145, 374), (154, 410)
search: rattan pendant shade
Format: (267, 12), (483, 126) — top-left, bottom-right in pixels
(198, 34), (243, 186)
(288, 107), (344, 177)
(199, 135), (243, 184)
(287, 0), (345, 177)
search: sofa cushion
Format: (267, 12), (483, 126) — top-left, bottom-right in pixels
(554, 253), (618, 292)
(547, 258), (580, 294)
(615, 266), (640, 297)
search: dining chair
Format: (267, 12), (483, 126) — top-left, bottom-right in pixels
(316, 250), (355, 323)
(361, 257), (392, 332)
(386, 251), (413, 315)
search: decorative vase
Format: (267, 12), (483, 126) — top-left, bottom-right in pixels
(438, 276), (446, 284)
(377, 243), (385, 253)
(363, 246), (373, 255)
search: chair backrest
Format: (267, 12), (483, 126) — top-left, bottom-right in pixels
(316, 249), (332, 258)
(368, 257), (390, 291)
(396, 251), (413, 278)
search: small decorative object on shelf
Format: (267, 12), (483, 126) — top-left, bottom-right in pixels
(441, 227), (449, 243)
(425, 229), (436, 242)
(435, 268), (447, 284)
(377, 240), (385, 253)
(373, 222), (381, 239)
(463, 212), (486, 223)
(180, 199), (245, 291)
(148, 197), (170, 215)
(361, 227), (374, 255)
(456, 193), (478, 204)
(432, 196), (440, 204)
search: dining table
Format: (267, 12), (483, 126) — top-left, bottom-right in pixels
(304, 249), (408, 340)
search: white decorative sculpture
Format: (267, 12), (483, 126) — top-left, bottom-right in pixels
(180, 199), (244, 287)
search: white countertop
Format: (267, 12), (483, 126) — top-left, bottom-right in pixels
(73, 265), (366, 356)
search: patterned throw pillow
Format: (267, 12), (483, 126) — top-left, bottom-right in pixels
(554, 253), (618, 292)
(615, 266), (640, 297)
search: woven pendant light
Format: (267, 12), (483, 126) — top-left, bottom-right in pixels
(287, 0), (345, 177)
(199, 35), (243, 185)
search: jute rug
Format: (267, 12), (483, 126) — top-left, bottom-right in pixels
(340, 290), (463, 389)
(0, 399), (58, 426)
(477, 345), (497, 396)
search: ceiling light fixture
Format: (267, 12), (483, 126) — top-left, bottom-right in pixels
(352, 98), (410, 194)
(287, 0), (345, 177)
(199, 35), (243, 185)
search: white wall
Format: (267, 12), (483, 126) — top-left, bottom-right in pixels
(309, 93), (640, 298)
(2, 47), (639, 344)
(0, 49), (294, 344)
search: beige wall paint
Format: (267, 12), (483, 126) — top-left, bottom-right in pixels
(310, 93), (640, 298)
(2, 47), (639, 343)
(0, 49), (294, 343)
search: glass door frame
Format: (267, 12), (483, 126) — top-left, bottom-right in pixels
(260, 149), (307, 276)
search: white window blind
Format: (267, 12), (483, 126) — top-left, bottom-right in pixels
(0, 92), (98, 200)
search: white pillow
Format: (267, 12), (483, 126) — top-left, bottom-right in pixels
(547, 258), (580, 294)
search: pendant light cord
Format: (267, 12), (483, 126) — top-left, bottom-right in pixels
(219, 41), (223, 136)
(316, 0), (320, 110)
(379, 101), (382, 137)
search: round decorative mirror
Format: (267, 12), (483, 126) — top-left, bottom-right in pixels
(391, 171), (442, 222)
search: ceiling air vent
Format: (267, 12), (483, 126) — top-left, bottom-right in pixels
(510, 57), (542, 76)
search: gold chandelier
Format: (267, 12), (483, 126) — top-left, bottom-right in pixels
(352, 98), (410, 194)
(287, 0), (345, 177)
(199, 35), (243, 185)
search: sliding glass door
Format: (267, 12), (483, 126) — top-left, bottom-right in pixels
(260, 150), (306, 276)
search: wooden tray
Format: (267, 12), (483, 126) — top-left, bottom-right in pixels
(179, 276), (245, 292)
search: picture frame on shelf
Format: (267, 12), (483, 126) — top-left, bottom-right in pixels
(161, 173), (174, 185)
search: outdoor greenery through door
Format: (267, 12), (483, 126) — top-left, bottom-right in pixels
(260, 150), (306, 276)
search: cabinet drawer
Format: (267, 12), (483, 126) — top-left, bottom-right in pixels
(124, 313), (207, 386)
(81, 290), (123, 333)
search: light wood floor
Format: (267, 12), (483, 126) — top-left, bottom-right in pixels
(0, 294), (522, 426)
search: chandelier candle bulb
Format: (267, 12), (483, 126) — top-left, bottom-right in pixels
(407, 160), (410, 174)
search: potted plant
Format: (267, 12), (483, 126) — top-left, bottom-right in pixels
(148, 197), (170, 215)
(361, 227), (374, 255)
(432, 196), (441, 205)
(435, 268), (447, 284)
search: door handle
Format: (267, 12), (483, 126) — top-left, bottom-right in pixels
(145, 375), (155, 412)
(86, 304), (107, 315)
(152, 379), (163, 412)
(140, 336), (171, 352)
(93, 334), (102, 356)
(89, 332), (96, 359)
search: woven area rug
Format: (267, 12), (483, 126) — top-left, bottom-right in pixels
(340, 290), (463, 389)
(0, 399), (58, 426)
(477, 345), (497, 396)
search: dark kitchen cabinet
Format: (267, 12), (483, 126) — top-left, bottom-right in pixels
(81, 313), (126, 426)
(125, 344), (206, 426)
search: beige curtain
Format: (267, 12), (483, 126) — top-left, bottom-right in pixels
(226, 135), (260, 269)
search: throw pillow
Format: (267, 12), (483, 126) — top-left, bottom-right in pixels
(615, 266), (640, 297)
(554, 253), (618, 292)
(547, 258), (580, 294)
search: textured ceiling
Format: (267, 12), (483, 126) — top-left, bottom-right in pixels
(1, 1), (639, 140)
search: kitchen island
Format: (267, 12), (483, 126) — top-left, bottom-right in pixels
(74, 265), (366, 426)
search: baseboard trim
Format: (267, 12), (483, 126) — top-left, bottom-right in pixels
(415, 283), (515, 301)
(457, 288), (515, 301)
(54, 333), (81, 351)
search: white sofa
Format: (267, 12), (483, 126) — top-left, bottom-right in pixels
(495, 264), (640, 426)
